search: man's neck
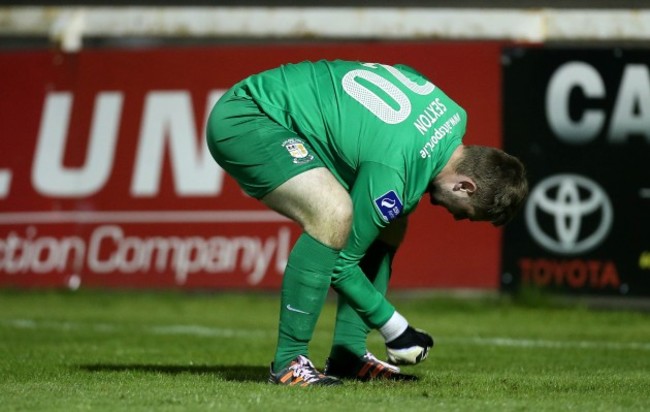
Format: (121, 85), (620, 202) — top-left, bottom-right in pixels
(430, 144), (464, 187)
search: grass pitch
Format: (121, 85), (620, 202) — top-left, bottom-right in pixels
(1, 289), (649, 411)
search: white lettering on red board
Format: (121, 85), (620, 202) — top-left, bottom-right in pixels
(0, 89), (295, 284)
(0, 225), (291, 285)
(33, 92), (122, 197)
(20, 89), (226, 198)
(132, 91), (224, 197)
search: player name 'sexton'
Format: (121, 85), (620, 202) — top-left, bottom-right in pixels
(413, 97), (447, 136)
(419, 112), (462, 159)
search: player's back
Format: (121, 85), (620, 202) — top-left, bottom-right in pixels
(237, 60), (466, 192)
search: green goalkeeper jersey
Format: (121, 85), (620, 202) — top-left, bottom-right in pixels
(236, 60), (467, 275)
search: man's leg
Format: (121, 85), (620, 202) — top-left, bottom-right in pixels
(207, 93), (402, 385)
(266, 175), (428, 378)
(326, 218), (414, 380)
(261, 168), (352, 372)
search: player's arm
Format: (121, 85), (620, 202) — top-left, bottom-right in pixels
(335, 161), (403, 278)
(331, 162), (432, 364)
(330, 161), (398, 325)
(378, 215), (408, 248)
(357, 216), (408, 303)
(343, 165), (409, 275)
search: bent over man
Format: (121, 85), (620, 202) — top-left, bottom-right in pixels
(206, 60), (528, 386)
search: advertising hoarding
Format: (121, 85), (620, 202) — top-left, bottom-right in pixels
(502, 47), (650, 296)
(0, 42), (504, 289)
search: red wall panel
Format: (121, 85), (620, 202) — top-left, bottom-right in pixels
(0, 42), (504, 289)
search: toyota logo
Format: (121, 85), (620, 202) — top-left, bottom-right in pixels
(525, 174), (613, 255)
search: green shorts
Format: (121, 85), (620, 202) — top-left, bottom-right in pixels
(206, 87), (324, 199)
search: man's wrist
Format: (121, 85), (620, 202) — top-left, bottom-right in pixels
(379, 311), (408, 343)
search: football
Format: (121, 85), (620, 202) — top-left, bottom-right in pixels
(386, 344), (431, 365)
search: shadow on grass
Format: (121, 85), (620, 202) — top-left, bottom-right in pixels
(78, 363), (268, 382)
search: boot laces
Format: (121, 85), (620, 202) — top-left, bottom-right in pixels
(292, 355), (323, 383)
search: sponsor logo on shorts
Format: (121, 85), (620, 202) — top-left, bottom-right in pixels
(374, 190), (403, 222)
(282, 138), (314, 164)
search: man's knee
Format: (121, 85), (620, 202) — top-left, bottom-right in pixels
(300, 194), (352, 249)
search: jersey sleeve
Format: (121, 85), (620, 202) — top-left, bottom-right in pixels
(335, 161), (407, 272)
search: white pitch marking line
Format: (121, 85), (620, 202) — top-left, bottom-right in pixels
(149, 325), (269, 338)
(5, 319), (649, 350)
(443, 336), (650, 351)
(1, 319), (270, 338)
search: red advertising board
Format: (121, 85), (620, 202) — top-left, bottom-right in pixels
(0, 42), (504, 290)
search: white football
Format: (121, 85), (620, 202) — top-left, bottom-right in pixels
(386, 344), (430, 365)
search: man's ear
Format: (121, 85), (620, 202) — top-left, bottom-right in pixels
(453, 177), (476, 194)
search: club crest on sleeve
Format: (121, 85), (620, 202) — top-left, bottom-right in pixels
(282, 138), (314, 164)
(374, 190), (403, 222)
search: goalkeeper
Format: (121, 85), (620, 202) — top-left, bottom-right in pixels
(206, 60), (528, 386)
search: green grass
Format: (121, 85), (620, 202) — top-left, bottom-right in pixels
(1, 289), (649, 411)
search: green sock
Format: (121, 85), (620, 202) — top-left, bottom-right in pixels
(273, 233), (339, 372)
(329, 241), (395, 361)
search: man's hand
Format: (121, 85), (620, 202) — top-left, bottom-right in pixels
(385, 326), (434, 365)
